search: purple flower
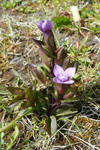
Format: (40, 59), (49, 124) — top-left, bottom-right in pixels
(53, 65), (75, 84)
(36, 20), (53, 34)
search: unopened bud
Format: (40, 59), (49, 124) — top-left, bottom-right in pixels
(70, 6), (81, 22)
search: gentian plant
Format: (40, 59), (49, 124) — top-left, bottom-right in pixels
(30, 20), (78, 134)
(5, 20), (79, 135)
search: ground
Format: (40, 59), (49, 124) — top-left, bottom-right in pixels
(0, 0), (100, 150)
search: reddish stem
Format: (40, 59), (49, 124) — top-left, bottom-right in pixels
(50, 101), (61, 115)
(79, 30), (86, 38)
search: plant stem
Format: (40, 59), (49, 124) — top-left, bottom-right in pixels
(50, 101), (61, 115)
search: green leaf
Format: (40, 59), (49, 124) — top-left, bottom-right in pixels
(25, 87), (36, 106)
(62, 97), (80, 103)
(46, 116), (51, 135)
(52, 16), (71, 28)
(6, 126), (19, 150)
(50, 116), (57, 135)
(46, 116), (57, 135)
(7, 87), (25, 95)
(78, 35), (88, 53)
(63, 39), (69, 46)
(1, 34), (11, 38)
(56, 107), (78, 117)
(33, 38), (53, 58)
(8, 95), (24, 108)
(80, 8), (95, 19)
(56, 46), (66, 64)
(10, 95), (24, 103)
(73, 74), (81, 80)
(29, 64), (48, 84)
(88, 27), (100, 33)
(38, 48), (51, 68)
(47, 31), (57, 53)
(0, 121), (4, 149)
(7, 22), (13, 37)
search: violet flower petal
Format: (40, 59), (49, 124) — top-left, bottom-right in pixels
(53, 77), (64, 84)
(36, 20), (53, 34)
(53, 65), (64, 78)
(39, 20), (45, 25)
(64, 67), (75, 79)
(42, 20), (53, 33)
(53, 77), (74, 84)
(36, 23), (44, 32)
(63, 80), (74, 84)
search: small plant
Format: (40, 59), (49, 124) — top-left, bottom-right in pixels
(28, 20), (79, 134)
(2, 0), (21, 9)
(0, 20), (80, 137)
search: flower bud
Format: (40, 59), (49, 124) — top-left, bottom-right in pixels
(70, 6), (81, 22)
(36, 20), (53, 34)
